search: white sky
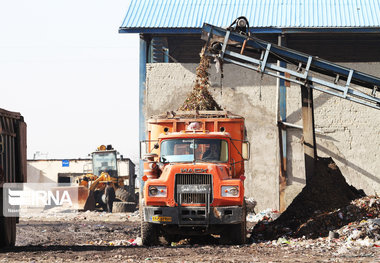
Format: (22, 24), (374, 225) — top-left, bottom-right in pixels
(0, 0), (140, 163)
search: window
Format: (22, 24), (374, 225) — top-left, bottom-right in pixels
(160, 139), (228, 163)
(92, 152), (118, 177)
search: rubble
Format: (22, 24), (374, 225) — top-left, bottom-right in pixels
(252, 157), (378, 241)
(247, 208), (280, 223)
(338, 217), (380, 241)
(178, 46), (221, 111)
(84, 237), (142, 247)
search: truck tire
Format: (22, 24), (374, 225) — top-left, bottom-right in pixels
(115, 188), (131, 202)
(220, 222), (246, 245)
(140, 204), (159, 246)
(220, 204), (247, 245)
(112, 201), (136, 213)
(141, 221), (159, 246)
(230, 221), (247, 244)
(0, 217), (16, 247)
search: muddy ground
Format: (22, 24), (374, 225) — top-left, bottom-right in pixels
(0, 211), (378, 263)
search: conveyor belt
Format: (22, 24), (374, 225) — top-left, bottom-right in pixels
(201, 23), (380, 110)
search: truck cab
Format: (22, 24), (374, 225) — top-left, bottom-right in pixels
(141, 111), (249, 245)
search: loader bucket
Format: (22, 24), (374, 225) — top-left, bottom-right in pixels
(77, 186), (96, 211)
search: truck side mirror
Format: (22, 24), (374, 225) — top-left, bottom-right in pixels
(242, 142), (250, 160)
(140, 141), (148, 160)
(140, 141), (159, 159)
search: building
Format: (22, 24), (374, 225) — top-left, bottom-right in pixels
(119, 0), (380, 211)
(27, 158), (135, 184)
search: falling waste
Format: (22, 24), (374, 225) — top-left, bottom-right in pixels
(178, 46), (222, 111)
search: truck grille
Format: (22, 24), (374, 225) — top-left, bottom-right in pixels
(175, 174), (213, 204)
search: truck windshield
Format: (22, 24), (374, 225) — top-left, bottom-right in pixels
(92, 152), (118, 177)
(160, 139), (228, 163)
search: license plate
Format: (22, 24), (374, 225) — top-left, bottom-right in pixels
(178, 184), (210, 193)
(152, 216), (172, 222)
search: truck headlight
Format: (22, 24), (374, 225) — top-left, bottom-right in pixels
(148, 186), (167, 197)
(221, 186), (239, 197)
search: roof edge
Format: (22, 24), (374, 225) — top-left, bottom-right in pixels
(119, 28), (202, 34)
(119, 27), (380, 34)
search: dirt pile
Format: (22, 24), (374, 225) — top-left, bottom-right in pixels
(178, 46), (221, 111)
(252, 157), (374, 240)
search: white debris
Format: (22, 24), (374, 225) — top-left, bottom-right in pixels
(247, 208), (281, 223)
(245, 197), (257, 213)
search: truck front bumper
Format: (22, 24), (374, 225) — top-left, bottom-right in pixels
(144, 206), (244, 225)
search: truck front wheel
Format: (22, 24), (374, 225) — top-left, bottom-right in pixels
(140, 203), (159, 246)
(220, 221), (246, 245)
(231, 221), (247, 244)
(220, 203), (247, 245)
(141, 221), (159, 246)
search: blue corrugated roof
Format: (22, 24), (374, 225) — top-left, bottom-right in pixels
(119, 0), (380, 33)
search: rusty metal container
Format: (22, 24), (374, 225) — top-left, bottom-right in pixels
(0, 108), (27, 185)
(0, 108), (27, 247)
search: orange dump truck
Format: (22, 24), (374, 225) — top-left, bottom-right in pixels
(140, 111), (249, 245)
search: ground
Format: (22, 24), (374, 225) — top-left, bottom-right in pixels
(0, 211), (378, 263)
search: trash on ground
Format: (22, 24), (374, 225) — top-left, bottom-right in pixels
(251, 157), (378, 242)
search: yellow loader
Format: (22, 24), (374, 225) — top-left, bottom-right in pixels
(75, 145), (134, 211)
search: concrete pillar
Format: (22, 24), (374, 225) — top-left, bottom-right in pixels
(139, 35), (147, 183)
(301, 83), (317, 185)
(277, 34), (287, 212)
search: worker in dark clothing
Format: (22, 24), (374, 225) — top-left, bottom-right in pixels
(105, 182), (115, 212)
(202, 144), (220, 161)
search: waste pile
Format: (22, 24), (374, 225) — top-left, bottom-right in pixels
(178, 46), (221, 111)
(294, 195), (380, 240)
(252, 157), (378, 241)
(247, 208), (280, 223)
(335, 201), (380, 241)
(245, 197), (258, 214)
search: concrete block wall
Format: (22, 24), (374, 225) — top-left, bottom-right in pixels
(145, 62), (380, 211)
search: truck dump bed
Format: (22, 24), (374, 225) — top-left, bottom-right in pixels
(148, 110), (245, 139)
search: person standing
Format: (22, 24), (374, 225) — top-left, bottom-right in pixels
(104, 182), (115, 212)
